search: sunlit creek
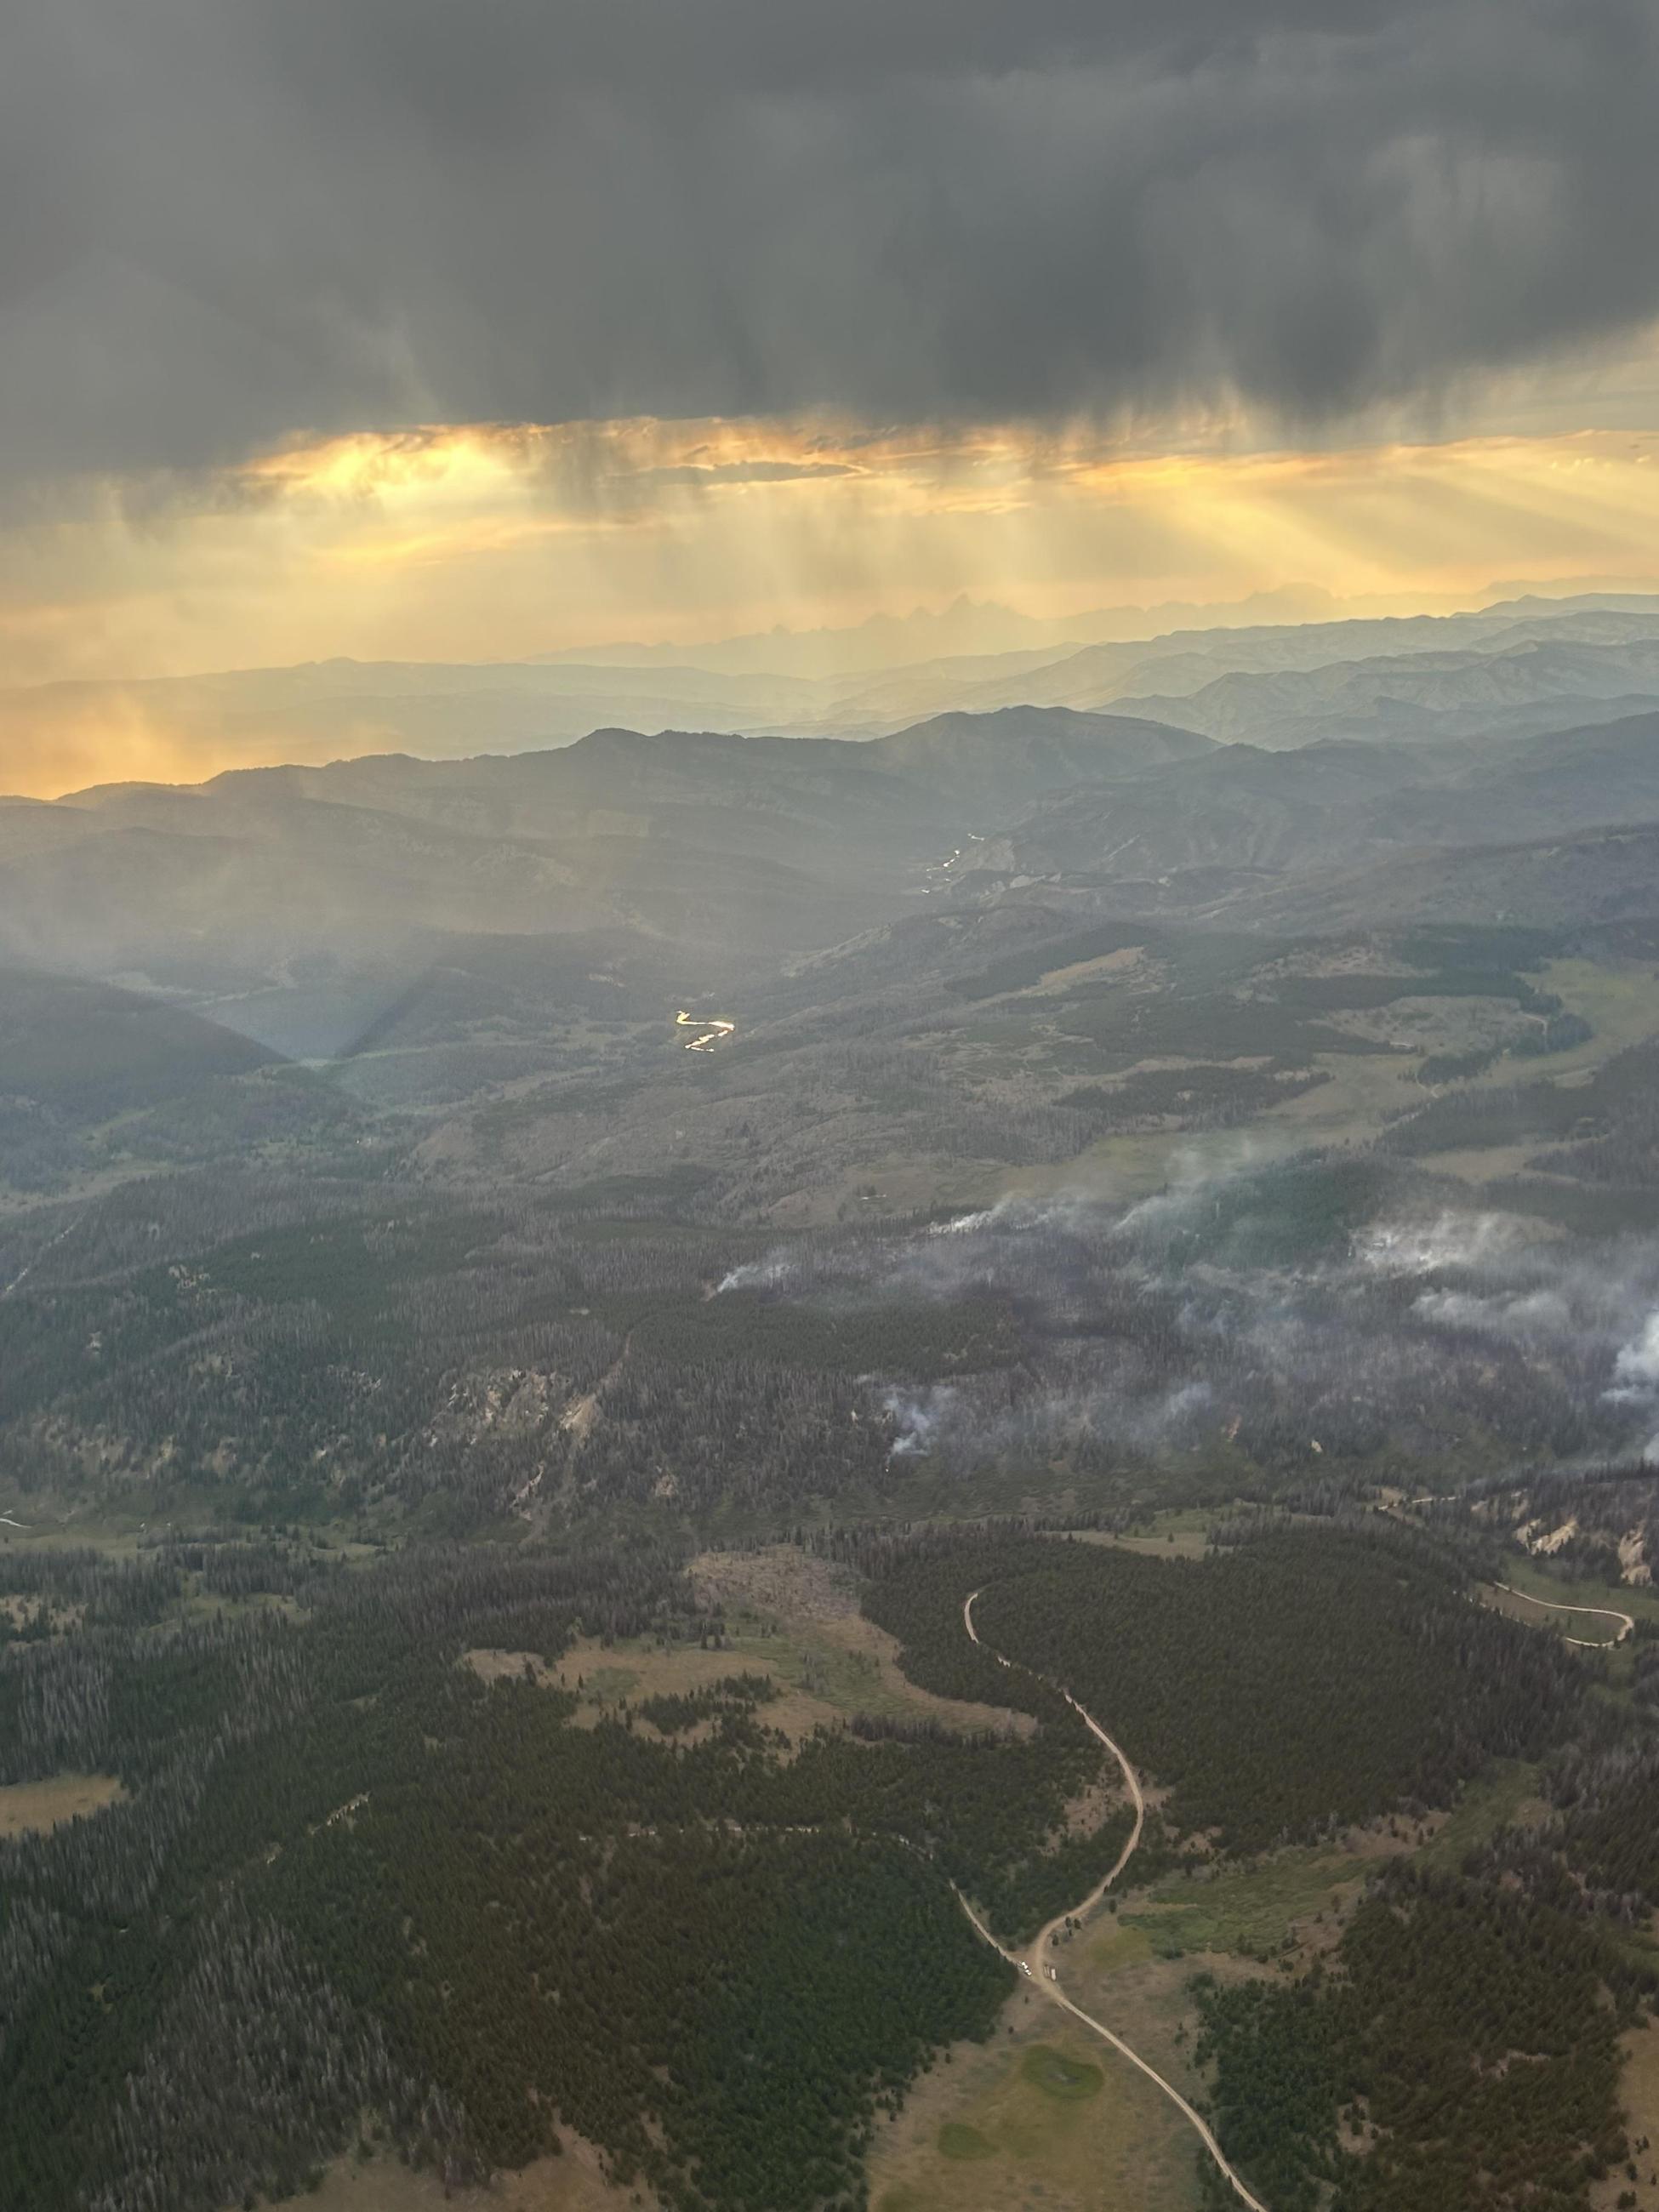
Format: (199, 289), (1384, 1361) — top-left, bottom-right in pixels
(676, 1009), (738, 1051)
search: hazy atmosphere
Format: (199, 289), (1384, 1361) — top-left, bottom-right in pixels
(6, 0), (1659, 750)
(8, 9), (1659, 2212)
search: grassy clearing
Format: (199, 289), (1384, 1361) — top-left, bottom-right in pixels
(937, 2122), (995, 2160)
(1085, 1919), (1157, 1975)
(999, 956), (1659, 1205)
(1491, 1554), (1659, 1633)
(1060, 1509), (1215, 1561)
(469, 1541), (1040, 1750)
(305, 2137), (646, 2212)
(999, 1036), (1438, 1200)
(462, 1546), (1038, 1748)
(535, 1635), (838, 1747)
(1021, 2045), (1103, 2100)
(867, 1986), (1201, 2212)
(1475, 1557), (1659, 1700)
(1120, 1851), (1365, 1963)
(770, 1154), (1001, 1229)
(687, 1546), (1036, 1737)
(1106, 1759), (1545, 1967)
(1422, 1140), (1561, 1183)
(1, 1594), (83, 1631)
(177, 1588), (305, 1628)
(1103, 1531), (1211, 1560)
(537, 1610), (1036, 1749)
(0, 1770), (123, 1838)
(1069, 1936), (1268, 2112)
(1493, 960), (1659, 1083)
(1000, 1117), (1317, 1206)
(0, 1510), (146, 1559)
(1417, 1759), (1549, 1867)
(1479, 1580), (1630, 1646)
(1593, 2021), (1659, 2212)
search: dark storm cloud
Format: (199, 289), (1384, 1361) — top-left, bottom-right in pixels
(3, 0), (1658, 482)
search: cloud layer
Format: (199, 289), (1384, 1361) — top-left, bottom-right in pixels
(6, 0), (1659, 483)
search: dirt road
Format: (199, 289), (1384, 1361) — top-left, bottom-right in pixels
(1490, 1580), (1635, 1647)
(675, 1011), (736, 1052)
(961, 1588), (1268, 2212)
(0, 1212), (82, 1303)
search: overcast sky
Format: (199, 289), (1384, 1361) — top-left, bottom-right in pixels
(8, 0), (1659, 477)
(3, 0), (1659, 701)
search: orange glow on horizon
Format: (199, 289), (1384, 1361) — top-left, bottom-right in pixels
(3, 397), (1659, 798)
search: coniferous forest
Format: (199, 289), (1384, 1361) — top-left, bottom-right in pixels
(10, 595), (1659, 2212)
(4, 1514), (1656, 2212)
(14, 12), (1659, 2204)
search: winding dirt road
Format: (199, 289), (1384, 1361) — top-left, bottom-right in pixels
(961, 1588), (1268, 2212)
(675, 1010), (736, 1052)
(1490, 1580), (1635, 1648)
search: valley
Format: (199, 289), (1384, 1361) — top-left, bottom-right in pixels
(14, 5), (1659, 2203)
(12, 592), (1659, 2212)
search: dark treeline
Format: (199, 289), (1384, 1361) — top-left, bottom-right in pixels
(636, 1670), (778, 1735)
(1195, 1861), (1647, 2212)
(0, 1548), (180, 1630)
(1384, 1035), (1659, 1181)
(4, 1536), (1166, 2212)
(1, 1503), (1648, 2211)
(839, 1520), (1582, 1850)
(1184, 1482), (1659, 2212)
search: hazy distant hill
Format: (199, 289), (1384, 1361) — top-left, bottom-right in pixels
(869, 704), (1210, 811)
(1237, 820), (1659, 934)
(956, 739), (1428, 888)
(10, 592), (1659, 792)
(9, 683), (1659, 1045)
(0, 710), (1202, 1005)
(535, 595), (1073, 675)
(950, 708), (1659, 905)
(0, 969), (356, 1188)
(0, 786), (907, 989)
(1381, 710), (1659, 847)
(531, 585), (1345, 679)
(953, 597), (1659, 720)
(0, 969), (275, 1112)
(1115, 632), (1659, 750)
(0, 658), (830, 789)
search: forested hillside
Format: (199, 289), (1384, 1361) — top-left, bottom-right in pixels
(5, 1510), (1645, 2212)
(850, 1525), (1580, 1850)
(844, 1518), (1659, 2212)
(3, 1533), (1127, 2211)
(9, 617), (1659, 2212)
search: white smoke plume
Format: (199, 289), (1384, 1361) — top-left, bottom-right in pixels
(1354, 1212), (1530, 1279)
(723, 1159), (1659, 1474)
(1614, 1313), (1659, 1393)
(715, 1252), (801, 1295)
(882, 1385), (959, 1459)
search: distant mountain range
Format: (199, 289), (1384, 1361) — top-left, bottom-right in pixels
(1115, 628), (1659, 750)
(960, 704), (1659, 874)
(0, 709), (1217, 1000)
(5, 685), (1659, 1046)
(9, 591), (1659, 795)
(532, 585), (1348, 677)
(10, 590), (1659, 1080)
